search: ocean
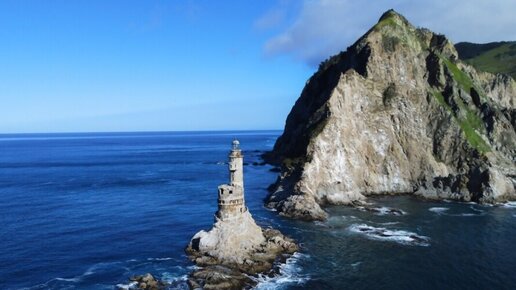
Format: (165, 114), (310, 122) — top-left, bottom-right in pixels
(0, 131), (515, 290)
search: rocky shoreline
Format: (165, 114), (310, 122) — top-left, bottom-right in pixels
(186, 228), (298, 289)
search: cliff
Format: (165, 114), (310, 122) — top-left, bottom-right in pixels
(265, 10), (516, 221)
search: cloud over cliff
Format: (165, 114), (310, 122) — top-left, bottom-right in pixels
(261, 0), (516, 66)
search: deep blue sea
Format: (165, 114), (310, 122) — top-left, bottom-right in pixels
(0, 131), (515, 290)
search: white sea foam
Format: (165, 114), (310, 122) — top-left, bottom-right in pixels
(377, 221), (400, 225)
(457, 213), (478, 217)
(340, 215), (358, 220)
(350, 261), (362, 268)
(502, 201), (516, 208)
(83, 261), (121, 275)
(348, 224), (430, 246)
(161, 273), (188, 283)
(429, 207), (449, 214)
(187, 265), (200, 271)
(147, 257), (175, 261)
(357, 206), (406, 216)
(469, 206), (485, 213)
(314, 221), (329, 227)
(115, 281), (138, 290)
(55, 277), (80, 282)
(252, 252), (310, 289)
(375, 206), (406, 216)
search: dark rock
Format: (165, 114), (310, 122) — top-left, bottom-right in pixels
(124, 273), (166, 290)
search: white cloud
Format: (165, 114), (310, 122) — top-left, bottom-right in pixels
(261, 0), (516, 66)
(254, 8), (285, 30)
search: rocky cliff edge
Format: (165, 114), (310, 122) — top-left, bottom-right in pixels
(265, 10), (516, 221)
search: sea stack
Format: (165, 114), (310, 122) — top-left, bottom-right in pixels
(186, 140), (298, 290)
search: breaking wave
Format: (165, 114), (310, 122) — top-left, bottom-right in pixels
(357, 206), (406, 216)
(429, 207), (449, 214)
(429, 206), (487, 217)
(146, 257), (176, 261)
(314, 221), (330, 228)
(115, 281), (138, 290)
(348, 224), (430, 246)
(377, 221), (400, 225)
(24, 261), (123, 289)
(252, 252), (310, 289)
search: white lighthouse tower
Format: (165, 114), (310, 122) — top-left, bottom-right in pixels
(216, 140), (247, 220)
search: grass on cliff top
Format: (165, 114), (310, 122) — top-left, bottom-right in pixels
(456, 41), (516, 79)
(374, 12), (428, 53)
(374, 16), (398, 31)
(431, 91), (490, 153)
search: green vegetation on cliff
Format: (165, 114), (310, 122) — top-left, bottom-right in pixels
(431, 90), (490, 153)
(455, 41), (516, 79)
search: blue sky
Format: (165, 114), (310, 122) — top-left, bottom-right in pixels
(1, 0), (514, 133)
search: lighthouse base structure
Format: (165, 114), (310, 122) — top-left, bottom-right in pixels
(186, 219), (297, 290)
(187, 211), (265, 264)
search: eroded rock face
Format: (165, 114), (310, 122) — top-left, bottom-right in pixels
(186, 225), (298, 290)
(265, 10), (516, 221)
(187, 211), (265, 265)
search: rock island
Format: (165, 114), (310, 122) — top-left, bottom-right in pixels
(186, 140), (298, 289)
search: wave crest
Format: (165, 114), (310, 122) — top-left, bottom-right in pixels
(252, 252), (310, 289)
(348, 224), (430, 246)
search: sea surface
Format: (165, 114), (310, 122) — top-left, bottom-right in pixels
(0, 131), (515, 290)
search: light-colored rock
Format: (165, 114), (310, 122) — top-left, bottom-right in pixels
(189, 210), (265, 264)
(265, 10), (516, 220)
(186, 140), (298, 289)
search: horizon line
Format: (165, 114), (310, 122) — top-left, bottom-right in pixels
(0, 129), (284, 135)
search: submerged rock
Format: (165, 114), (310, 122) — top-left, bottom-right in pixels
(122, 273), (166, 290)
(264, 9), (516, 221)
(186, 140), (298, 289)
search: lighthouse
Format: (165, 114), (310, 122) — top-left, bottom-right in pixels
(186, 139), (298, 276)
(216, 140), (247, 220)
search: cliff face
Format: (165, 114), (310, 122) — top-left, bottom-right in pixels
(266, 10), (516, 221)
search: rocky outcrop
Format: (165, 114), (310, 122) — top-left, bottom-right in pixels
(185, 141), (298, 289)
(127, 273), (165, 290)
(186, 227), (297, 289)
(187, 211), (266, 265)
(265, 10), (516, 221)
(186, 218), (298, 290)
